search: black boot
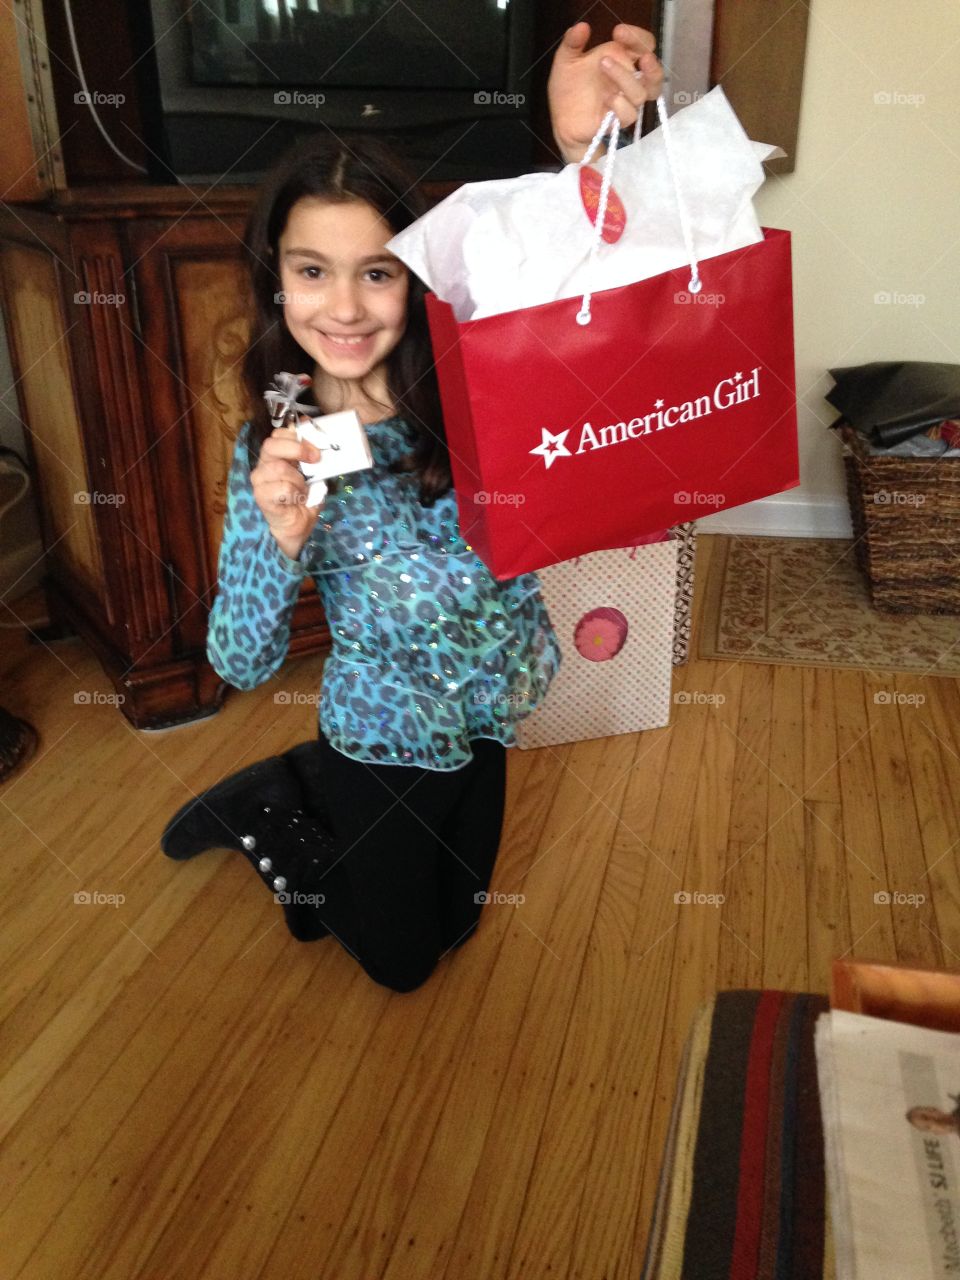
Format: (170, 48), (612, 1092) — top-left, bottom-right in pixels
(160, 741), (331, 860)
(160, 753), (338, 943)
(233, 801), (340, 943)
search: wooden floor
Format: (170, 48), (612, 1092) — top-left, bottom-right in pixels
(1, 533), (959, 1280)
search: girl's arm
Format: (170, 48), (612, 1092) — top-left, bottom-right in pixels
(548, 22), (664, 164)
(206, 422), (308, 691)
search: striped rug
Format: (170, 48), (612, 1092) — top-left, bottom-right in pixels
(641, 989), (833, 1279)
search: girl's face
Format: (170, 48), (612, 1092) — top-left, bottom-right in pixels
(277, 197), (409, 409)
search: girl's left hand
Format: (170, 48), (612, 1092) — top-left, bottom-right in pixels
(547, 22), (665, 165)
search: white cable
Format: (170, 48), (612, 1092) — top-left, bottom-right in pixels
(0, 456), (29, 524)
(63, 0), (148, 175)
(0, 457), (45, 628)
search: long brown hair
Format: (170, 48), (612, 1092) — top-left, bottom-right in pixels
(240, 133), (451, 505)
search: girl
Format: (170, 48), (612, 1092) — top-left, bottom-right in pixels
(161, 23), (664, 993)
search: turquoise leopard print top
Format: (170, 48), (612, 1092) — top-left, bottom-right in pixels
(206, 417), (562, 771)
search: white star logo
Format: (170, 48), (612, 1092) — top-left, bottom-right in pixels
(734, 371), (743, 382)
(655, 398), (664, 409)
(530, 426), (572, 470)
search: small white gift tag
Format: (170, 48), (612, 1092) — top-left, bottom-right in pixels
(294, 410), (374, 507)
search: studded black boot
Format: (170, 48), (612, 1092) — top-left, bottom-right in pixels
(234, 802), (340, 943)
(161, 742), (330, 860)
(160, 753), (339, 943)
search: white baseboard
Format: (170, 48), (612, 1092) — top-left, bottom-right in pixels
(694, 494), (853, 539)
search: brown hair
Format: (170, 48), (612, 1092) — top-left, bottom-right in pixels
(240, 133), (451, 505)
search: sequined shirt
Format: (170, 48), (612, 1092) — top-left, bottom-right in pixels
(206, 417), (562, 770)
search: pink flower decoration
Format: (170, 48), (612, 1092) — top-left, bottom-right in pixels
(573, 607), (629, 662)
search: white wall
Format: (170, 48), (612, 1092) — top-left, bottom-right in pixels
(697, 0), (960, 538)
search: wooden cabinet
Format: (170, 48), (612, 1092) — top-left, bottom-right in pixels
(0, 186), (331, 729)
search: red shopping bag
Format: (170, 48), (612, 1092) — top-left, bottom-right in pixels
(426, 223), (798, 580)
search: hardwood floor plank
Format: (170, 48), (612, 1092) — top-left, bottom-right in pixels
(757, 663), (806, 990)
(832, 668), (897, 964)
(608, 682), (723, 1275)
(802, 671), (852, 992)
(861, 672), (942, 967)
(895, 675), (960, 966)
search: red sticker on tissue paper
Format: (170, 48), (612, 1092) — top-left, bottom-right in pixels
(579, 166), (626, 243)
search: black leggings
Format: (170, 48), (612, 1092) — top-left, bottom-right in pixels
(304, 732), (507, 993)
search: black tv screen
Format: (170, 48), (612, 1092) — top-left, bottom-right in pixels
(191, 1), (512, 91)
(134, 0), (538, 183)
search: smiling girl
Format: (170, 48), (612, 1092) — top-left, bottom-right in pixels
(161, 23), (664, 992)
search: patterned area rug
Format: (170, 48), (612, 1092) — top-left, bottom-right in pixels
(699, 536), (960, 675)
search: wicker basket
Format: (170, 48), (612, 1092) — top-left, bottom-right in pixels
(838, 420), (960, 614)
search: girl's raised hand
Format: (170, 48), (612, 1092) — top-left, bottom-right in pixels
(547, 22), (665, 164)
(250, 421), (324, 562)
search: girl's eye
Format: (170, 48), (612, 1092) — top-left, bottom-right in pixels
(365, 268), (394, 283)
(300, 266), (324, 280)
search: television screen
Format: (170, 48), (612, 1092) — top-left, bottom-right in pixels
(191, 1), (512, 91)
(134, 0), (537, 183)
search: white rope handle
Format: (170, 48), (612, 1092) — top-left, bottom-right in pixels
(575, 88), (701, 326)
(654, 94), (702, 297)
(576, 109), (621, 326)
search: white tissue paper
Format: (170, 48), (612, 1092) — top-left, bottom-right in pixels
(387, 86), (786, 321)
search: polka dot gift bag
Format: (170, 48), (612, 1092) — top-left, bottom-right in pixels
(516, 536), (679, 749)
